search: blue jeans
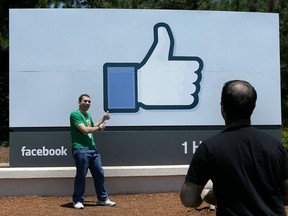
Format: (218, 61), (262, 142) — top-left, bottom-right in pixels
(72, 148), (108, 203)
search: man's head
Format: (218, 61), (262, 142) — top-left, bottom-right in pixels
(221, 80), (257, 125)
(78, 94), (91, 112)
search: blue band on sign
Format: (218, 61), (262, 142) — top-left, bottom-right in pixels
(104, 65), (138, 112)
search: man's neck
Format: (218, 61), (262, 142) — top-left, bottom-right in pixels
(79, 108), (87, 114)
(226, 119), (251, 128)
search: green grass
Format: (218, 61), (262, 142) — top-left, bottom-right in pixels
(283, 127), (288, 148)
(0, 126), (10, 147)
(0, 140), (8, 147)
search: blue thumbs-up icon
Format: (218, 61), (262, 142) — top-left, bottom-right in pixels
(104, 23), (203, 113)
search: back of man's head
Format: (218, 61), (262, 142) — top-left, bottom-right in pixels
(221, 80), (257, 124)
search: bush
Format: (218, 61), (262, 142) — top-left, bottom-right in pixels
(0, 126), (9, 147)
(283, 127), (288, 148)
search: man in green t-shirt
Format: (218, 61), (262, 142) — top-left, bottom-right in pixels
(70, 94), (116, 209)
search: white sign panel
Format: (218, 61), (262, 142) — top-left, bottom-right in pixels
(9, 9), (281, 127)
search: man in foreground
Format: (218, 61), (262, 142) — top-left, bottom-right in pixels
(180, 80), (288, 215)
(70, 94), (116, 209)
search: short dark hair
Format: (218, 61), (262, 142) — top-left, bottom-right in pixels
(221, 80), (257, 122)
(78, 94), (90, 102)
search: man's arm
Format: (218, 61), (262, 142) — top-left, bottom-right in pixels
(76, 123), (102, 134)
(76, 111), (110, 134)
(180, 181), (204, 207)
(180, 181), (217, 207)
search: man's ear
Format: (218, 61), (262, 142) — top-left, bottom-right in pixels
(221, 103), (226, 120)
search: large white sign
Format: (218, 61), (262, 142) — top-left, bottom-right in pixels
(9, 9), (281, 127)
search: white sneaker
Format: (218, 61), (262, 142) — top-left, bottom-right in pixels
(73, 201), (84, 209)
(209, 204), (216, 210)
(96, 198), (116, 206)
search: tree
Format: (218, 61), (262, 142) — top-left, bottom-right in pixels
(1, 0), (288, 144)
(0, 0), (54, 143)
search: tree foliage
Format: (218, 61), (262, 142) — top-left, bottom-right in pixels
(0, 0), (288, 142)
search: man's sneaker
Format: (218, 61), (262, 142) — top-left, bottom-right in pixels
(96, 199), (116, 206)
(73, 202), (84, 209)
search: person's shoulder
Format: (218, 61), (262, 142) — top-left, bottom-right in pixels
(202, 126), (249, 144)
(237, 126), (282, 148)
(201, 131), (225, 145)
(248, 126), (278, 138)
(70, 109), (80, 117)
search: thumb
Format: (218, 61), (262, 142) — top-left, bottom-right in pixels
(141, 23), (174, 64)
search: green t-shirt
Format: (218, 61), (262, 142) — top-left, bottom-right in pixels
(70, 109), (95, 149)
